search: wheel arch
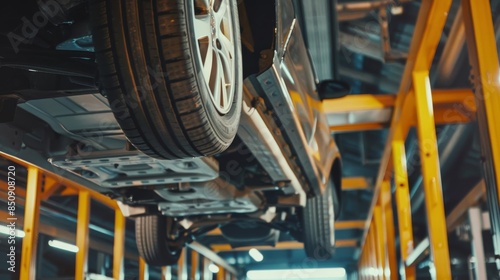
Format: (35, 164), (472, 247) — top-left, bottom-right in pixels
(237, 0), (277, 77)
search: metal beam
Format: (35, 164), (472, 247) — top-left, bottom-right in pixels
(20, 166), (41, 280)
(359, 0), (452, 276)
(341, 177), (370, 190)
(188, 242), (237, 276)
(381, 181), (397, 279)
(211, 239), (358, 252)
(335, 220), (366, 229)
(468, 207), (487, 280)
(325, 89), (475, 133)
(206, 228), (222, 236)
(413, 71), (451, 278)
(446, 180), (486, 230)
(216, 266), (225, 280)
(373, 204), (385, 278)
(323, 94), (395, 113)
(367, 222), (377, 278)
(178, 249), (187, 280)
(462, 0), (500, 268)
(404, 180), (487, 266)
(139, 257), (149, 280)
(113, 209), (126, 280)
(405, 238), (430, 267)
(75, 190), (90, 280)
(191, 250), (200, 280)
(392, 121), (415, 279)
(330, 123), (387, 133)
(39, 175), (64, 201)
(206, 220), (366, 236)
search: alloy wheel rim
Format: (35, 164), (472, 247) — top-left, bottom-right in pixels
(193, 0), (236, 114)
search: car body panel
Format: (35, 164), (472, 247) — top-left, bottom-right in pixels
(275, 0), (339, 193)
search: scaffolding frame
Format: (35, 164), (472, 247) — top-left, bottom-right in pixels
(357, 0), (500, 279)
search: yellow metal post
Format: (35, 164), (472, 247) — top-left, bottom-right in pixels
(191, 250), (200, 280)
(366, 242), (371, 280)
(139, 257), (149, 280)
(40, 175), (63, 201)
(461, 0), (500, 266)
(113, 209), (126, 280)
(362, 230), (369, 279)
(367, 225), (376, 279)
(380, 181), (397, 280)
(365, 245), (373, 279)
(75, 190), (90, 280)
(461, 0), (500, 205)
(365, 245), (370, 280)
(363, 251), (368, 280)
(370, 238), (374, 280)
(359, 250), (364, 279)
(359, 0), (453, 268)
(217, 266), (225, 280)
(20, 167), (41, 280)
(413, 71), (451, 279)
(178, 248), (187, 280)
(359, 245), (364, 279)
(373, 204), (385, 279)
(392, 122), (415, 280)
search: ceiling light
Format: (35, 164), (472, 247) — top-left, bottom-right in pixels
(48, 240), (79, 253)
(208, 263), (220, 274)
(391, 6), (403, 15)
(249, 248), (264, 262)
(0, 225), (25, 238)
(247, 268), (346, 280)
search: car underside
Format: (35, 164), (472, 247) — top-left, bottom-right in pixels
(0, 0), (342, 265)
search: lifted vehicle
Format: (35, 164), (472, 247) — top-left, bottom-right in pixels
(0, 0), (347, 265)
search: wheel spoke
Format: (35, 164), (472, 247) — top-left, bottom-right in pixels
(217, 47), (232, 75)
(219, 34), (233, 58)
(193, 16), (211, 40)
(202, 46), (214, 80)
(217, 48), (232, 110)
(213, 53), (223, 105)
(214, 0), (228, 21)
(221, 73), (228, 107)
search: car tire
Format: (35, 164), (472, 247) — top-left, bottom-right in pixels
(301, 181), (336, 260)
(89, 0), (242, 159)
(135, 215), (183, 266)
